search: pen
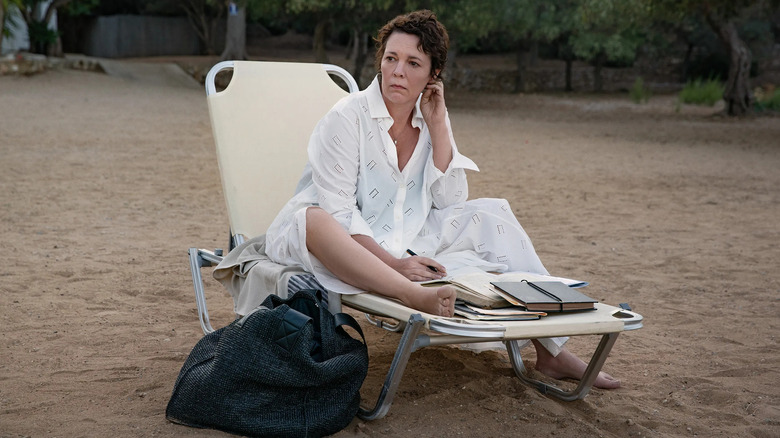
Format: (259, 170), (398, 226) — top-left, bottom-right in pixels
(406, 249), (438, 272)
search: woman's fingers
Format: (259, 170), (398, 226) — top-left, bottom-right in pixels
(410, 257), (445, 279)
(426, 79), (443, 95)
(415, 256), (445, 275)
(421, 80), (446, 125)
(392, 255), (445, 281)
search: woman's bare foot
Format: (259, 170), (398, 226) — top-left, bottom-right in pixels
(533, 342), (621, 389)
(406, 285), (456, 317)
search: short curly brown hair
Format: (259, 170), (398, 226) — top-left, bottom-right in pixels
(374, 10), (449, 79)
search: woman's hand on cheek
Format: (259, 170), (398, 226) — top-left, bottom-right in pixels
(420, 78), (446, 127)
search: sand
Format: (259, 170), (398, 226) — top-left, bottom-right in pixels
(0, 61), (778, 437)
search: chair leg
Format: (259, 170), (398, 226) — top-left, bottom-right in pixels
(506, 332), (620, 401)
(189, 248), (215, 334)
(188, 248), (224, 335)
(358, 313), (426, 421)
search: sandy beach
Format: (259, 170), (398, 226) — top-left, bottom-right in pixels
(0, 60), (778, 437)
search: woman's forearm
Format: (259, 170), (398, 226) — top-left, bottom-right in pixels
(429, 121), (453, 173)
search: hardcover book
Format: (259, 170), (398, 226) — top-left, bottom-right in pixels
(490, 280), (597, 312)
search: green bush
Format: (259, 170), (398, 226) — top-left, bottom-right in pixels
(678, 78), (724, 106)
(630, 77), (651, 104)
(27, 21), (59, 55)
(755, 87), (780, 112)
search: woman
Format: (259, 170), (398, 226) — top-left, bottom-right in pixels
(266, 10), (619, 389)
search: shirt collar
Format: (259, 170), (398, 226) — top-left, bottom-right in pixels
(366, 75), (424, 129)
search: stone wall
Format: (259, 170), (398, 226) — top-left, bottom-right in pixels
(447, 61), (679, 94)
(0, 53), (103, 75)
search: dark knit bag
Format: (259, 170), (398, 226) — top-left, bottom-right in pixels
(166, 289), (369, 437)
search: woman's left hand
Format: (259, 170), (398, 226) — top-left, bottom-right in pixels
(420, 77), (446, 127)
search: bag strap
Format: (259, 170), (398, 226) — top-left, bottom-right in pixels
(333, 312), (366, 344)
(290, 288), (366, 344)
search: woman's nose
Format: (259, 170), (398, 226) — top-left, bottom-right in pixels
(393, 63), (404, 77)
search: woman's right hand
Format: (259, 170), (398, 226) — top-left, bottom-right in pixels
(390, 256), (446, 282)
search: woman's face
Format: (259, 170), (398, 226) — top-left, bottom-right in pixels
(380, 31), (434, 107)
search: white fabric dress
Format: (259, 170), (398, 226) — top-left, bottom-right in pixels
(265, 76), (565, 355)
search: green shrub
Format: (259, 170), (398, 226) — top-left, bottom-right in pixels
(678, 78), (724, 106)
(630, 77), (651, 104)
(755, 87), (780, 112)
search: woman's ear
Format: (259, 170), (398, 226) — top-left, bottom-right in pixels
(432, 69), (442, 79)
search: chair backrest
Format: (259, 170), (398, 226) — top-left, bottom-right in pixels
(205, 61), (358, 244)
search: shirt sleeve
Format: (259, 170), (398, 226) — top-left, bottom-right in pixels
(308, 109), (375, 238)
(428, 114), (479, 209)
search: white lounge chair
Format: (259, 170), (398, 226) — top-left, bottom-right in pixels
(188, 60), (644, 420)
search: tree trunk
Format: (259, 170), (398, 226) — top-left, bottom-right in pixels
(514, 40), (531, 93)
(220, 3), (246, 61)
(528, 40), (538, 67)
(681, 42), (694, 82)
(25, 0), (71, 55)
(706, 16), (752, 116)
(183, 0), (223, 56)
(557, 38), (574, 92)
(48, 35), (63, 57)
(0, 7), (5, 52)
(203, 18), (217, 56)
(43, 0), (71, 25)
(313, 18), (329, 63)
(593, 52), (606, 92)
(48, 12), (64, 57)
(446, 38), (458, 70)
(345, 29), (355, 59)
(352, 30), (368, 88)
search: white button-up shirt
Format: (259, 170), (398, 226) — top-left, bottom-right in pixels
(266, 76), (478, 262)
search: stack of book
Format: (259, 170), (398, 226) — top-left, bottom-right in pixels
(421, 267), (596, 320)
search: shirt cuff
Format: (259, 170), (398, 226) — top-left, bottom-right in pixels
(431, 149), (480, 180)
(346, 210), (374, 238)
(449, 150), (480, 173)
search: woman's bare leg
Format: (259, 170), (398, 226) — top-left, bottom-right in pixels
(306, 207), (456, 317)
(532, 340), (621, 389)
